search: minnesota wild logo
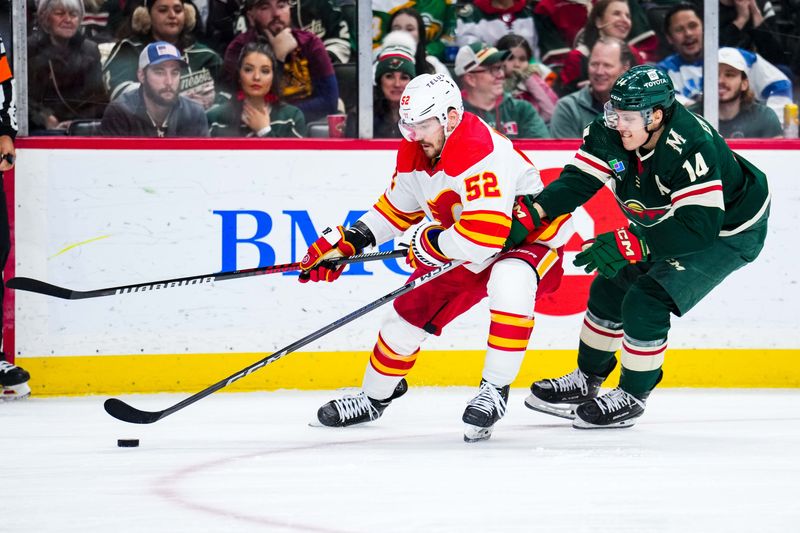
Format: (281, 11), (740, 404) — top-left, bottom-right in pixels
(618, 199), (669, 225)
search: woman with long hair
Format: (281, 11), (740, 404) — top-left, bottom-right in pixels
(207, 39), (305, 137)
(387, 8), (449, 76)
(557, 0), (652, 96)
(103, 0), (222, 110)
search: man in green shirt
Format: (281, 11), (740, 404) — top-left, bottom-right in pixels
(518, 65), (770, 428)
(455, 41), (549, 139)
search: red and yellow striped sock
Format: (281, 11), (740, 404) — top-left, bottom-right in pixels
(369, 333), (419, 377)
(487, 309), (535, 352)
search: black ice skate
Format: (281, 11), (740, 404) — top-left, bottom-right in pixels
(462, 379), (509, 443)
(524, 363), (614, 419)
(572, 387), (647, 429)
(316, 378), (408, 427)
(0, 355), (31, 401)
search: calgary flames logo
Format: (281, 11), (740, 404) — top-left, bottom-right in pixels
(427, 189), (462, 227)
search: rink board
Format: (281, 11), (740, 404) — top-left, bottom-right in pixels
(18, 349), (800, 396)
(9, 138), (800, 395)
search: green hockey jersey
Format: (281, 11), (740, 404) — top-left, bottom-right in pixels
(372, 0), (456, 60)
(536, 104), (770, 261)
(103, 37), (223, 107)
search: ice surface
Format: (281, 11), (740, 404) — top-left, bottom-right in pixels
(4, 388), (799, 532)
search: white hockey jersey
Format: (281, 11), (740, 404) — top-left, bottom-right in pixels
(360, 112), (570, 271)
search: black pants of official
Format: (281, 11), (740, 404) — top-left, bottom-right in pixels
(0, 183), (10, 353)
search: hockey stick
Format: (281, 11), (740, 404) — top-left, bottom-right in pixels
(104, 259), (464, 424)
(6, 248), (407, 300)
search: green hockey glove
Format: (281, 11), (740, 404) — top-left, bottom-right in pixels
(504, 196), (572, 250)
(504, 195), (544, 249)
(574, 226), (648, 278)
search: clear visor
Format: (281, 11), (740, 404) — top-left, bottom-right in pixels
(603, 101), (648, 131)
(398, 116), (442, 142)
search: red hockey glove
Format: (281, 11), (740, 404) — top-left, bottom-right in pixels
(299, 226), (358, 283)
(574, 225), (648, 278)
(406, 222), (450, 271)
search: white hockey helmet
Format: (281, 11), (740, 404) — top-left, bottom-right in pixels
(398, 73), (464, 142)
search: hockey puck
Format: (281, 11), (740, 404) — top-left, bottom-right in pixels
(117, 439), (139, 447)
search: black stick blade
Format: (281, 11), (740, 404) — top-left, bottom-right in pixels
(104, 398), (165, 424)
(6, 277), (73, 299)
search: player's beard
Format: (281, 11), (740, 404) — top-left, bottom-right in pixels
(268, 17), (287, 36)
(420, 132), (445, 159)
(718, 87), (742, 104)
(143, 82), (179, 108)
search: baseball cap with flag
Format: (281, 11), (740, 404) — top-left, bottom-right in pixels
(138, 41), (187, 70)
(454, 41), (510, 76)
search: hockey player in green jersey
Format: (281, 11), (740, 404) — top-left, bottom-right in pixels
(520, 64), (770, 429)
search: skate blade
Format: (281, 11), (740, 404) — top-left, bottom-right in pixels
(1, 385), (31, 401)
(308, 418), (375, 428)
(463, 423), (493, 443)
(524, 394), (577, 420)
(572, 416), (639, 430)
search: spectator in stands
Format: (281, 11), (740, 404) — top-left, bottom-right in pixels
(549, 37), (634, 138)
(27, 0), (108, 133)
(659, 3), (703, 69)
(496, 33), (558, 123)
(350, 38), (417, 138)
(719, 0), (786, 66)
(639, 0), (689, 62)
(208, 39), (306, 137)
(387, 8), (448, 75)
(207, 0), (351, 60)
(534, 0), (658, 69)
(80, 0), (117, 45)
(0, 36), (31, 401)
(373, 1), (456, 62)
(658, 4), (792, 122)
(205, 0), (245, 55)
(557, 0), (652, 96)
(455, 1), (539, 59)
(79, 0), (140, 47)
(225, 0), (338, 123)
(455, 41), (550, 139)
(793, 39), (800, 90)
(100, 41), (210, 136)
(289, 0), (351, 64)
(336, 0), (356, 52)
(103, 0), (223, 112)
(718, 46), (783, 138)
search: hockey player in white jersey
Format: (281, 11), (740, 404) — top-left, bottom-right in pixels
(299, 73), (571, 442)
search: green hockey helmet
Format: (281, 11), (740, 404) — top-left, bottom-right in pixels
(605, 65), (676, 130)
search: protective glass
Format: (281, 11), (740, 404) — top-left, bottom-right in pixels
(398, 117), (442, 142)
(603, 101), (647, 131)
